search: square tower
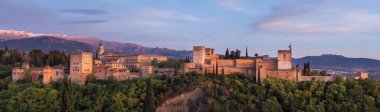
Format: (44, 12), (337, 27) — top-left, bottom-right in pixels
(193, 46), (206, 65)
(277, 50), (292, 70)
(70, 52), (93, 84)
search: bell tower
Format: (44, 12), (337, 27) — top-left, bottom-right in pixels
(277, 44), (293, 70)
(97, 43), (105, 57)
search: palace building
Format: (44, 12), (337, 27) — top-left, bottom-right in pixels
(12, 63), (65, 84)
(183, 45), (340, 82)
(69, 52), (93, 84)
(11, 43), (366, 84)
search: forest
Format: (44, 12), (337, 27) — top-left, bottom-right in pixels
(0, 71), (379, 111)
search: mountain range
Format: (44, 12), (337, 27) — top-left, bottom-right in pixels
(0, 30), (192, 58)
(294, 54), (380, 68)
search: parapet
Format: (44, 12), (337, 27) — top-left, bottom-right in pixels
(278, 50), (291, 53)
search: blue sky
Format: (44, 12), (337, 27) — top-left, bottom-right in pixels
(1, 0), (380, 59)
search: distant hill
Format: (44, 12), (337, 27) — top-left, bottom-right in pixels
(0, 30), (192, 58)
(0, 36), (94, 53)
(294, 54), (380, 68)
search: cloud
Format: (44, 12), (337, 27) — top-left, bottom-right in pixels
(141, 9), (203, 22)
(61, 20), (109, 24)
(60, 9), (107, 15)
(256, 11), (380, 36)
(214, 0), (247, 13)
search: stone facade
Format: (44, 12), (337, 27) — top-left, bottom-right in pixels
(354, 72), (368, 79)
(184, 45), (340, 83)
(93, 65), (131, 81)
(12, 65), (65, 84)
(70, 52), (93, 84)
(89, 43), (170, 81)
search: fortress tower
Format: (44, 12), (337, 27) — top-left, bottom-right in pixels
(277, 44), (292, 70)
(70, 52), (93, 84)
(193, 46), (206, 65)
(193, 46), (216, 66)
(97, 43), (105, 57)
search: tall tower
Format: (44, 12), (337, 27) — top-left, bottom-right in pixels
(70, 52), (93, 84)
(193, 46), (206, 65)
(277, 44), (292, 70)
(97, 43), (105, 56)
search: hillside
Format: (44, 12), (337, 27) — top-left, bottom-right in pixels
(0, 36), (94, 53)
(294, 54), (380, 68)
(0, 30), (192, 58)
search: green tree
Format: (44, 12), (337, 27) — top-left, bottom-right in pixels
(245, 47), (248, 58)
(225, 48), (230, 59)
(62, 77), (74, 112)
(150, 58), (159, 66)
(7, 87), (61, 112)
(0, 64), (11, 79)
(221, 67), (225, 86)
(143, 78), (155, 112)
(109, 92), (128, 111)
(29, 49), (47, 67)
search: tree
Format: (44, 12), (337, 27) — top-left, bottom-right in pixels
(143, 78), (155, 112)
(150, 58), (159, 66)
(109, 92), (128, 111)
(221, 67), (225, 86)
(245, 47), (248, 58)
(303, 62), (311, 76)
(7, 87), (61, 112)
(29, 49), (47, 67)
(225, 48), (230, 59)
(230, 50), (236, 59)
(212, 65), (215, 78)
(0, 64), (11, 79)
(254, 53), (259, 57)
(236, 49), (241, 59)
(261, 97), (283, 112)
(215, 61), (219, 77)
(62, 77), (74, 112)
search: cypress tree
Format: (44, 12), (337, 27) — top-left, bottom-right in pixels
(225, 48), (230, 59)
(307, 61), (311, 75)
(215, 61), (219, 78)
(246, 46), (248, 58)
(62, 77), (74, 112)
(221, 67), (225, 86)
(212, 65), (215, 78)
(143, 78), (155, 112)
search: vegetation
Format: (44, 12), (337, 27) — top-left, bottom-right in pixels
(207, 74), (380, 112)
(224, 48), (241, 59)
(0, 71), (206, 112)
(151, 58), (184, 68)
(0, 69), (379, 112)
(303, 62), (331, 76)
(0, 48), (68, 68)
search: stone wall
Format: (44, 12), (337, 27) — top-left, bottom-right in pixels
(235, 59), (255, 67)
(70, 52), (93, 84)
(277, 50), (292, 70)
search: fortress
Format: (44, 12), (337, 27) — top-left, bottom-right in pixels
(183, 45), (340, 82)
(11, 43), (367, 84)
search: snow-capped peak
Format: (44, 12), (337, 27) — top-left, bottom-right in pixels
(0, 30), (93, 40)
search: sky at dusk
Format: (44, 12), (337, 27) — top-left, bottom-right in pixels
(1, 0), (380, 59)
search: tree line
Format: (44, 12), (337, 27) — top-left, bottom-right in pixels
(0, 47), (68, 68)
